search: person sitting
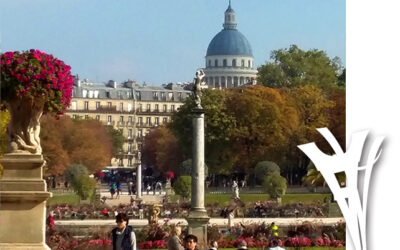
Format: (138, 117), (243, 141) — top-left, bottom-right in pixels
(184, 234), (199, 250)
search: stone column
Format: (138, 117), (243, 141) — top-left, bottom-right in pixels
(187, 108), (210, 248)
(0, 154), (52, 249)
(136, 165), (142, 200)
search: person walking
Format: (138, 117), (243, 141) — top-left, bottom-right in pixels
(167, 226), (184, 250)
(111, 213), (137, 250)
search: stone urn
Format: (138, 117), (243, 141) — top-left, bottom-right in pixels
(4, 96), (45, 154)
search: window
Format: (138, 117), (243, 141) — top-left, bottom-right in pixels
(82, 89), (87, 98)
(84, 101), (89, 110)
(138, 129), (142, 138)
(223, 59), (227, 67)
(96, 102), (100, 109)
(107, 116), (112, 122)
(215, 59), (218, 67)
(127, 92), (131, 98)
(118, 159), (123, 166)
(119, 116), (124, 122)
(128, 158), (132, 166)
(84, 115), (89, 120)
(128, 116), (133, 123)
(163, 104), (167, 112)
(155, 104), (159, 112)
(120, 103), (123, 111)
(208, 60), (211, 67)
(128, 129), (133, 138)
(241, 59), (245, 67)
(72, 115), (77, 119)
(178, 92), (183, 101)
(107, 102), (112, 108)
(248, 60), (251, 68)
(106, 91), (111, 98)
(153, 92), (158, 100)
(136, 91), (141, 101)
(94, 91), (99, 98)
(146, 117), (151, 125)
(127, 103), (132, 112)
(71, 101), (77, 110)
(155, 117), (159, 126)
(96, 115), (100, 120)
(88, 90), (93, 98)
(138, 117), (142, 125)
(139, 104), (143, 112)
(232, 59), (237, 67)
(161, 92), (166, 100)
(146, 104), (151, 112)
(171, 105), (175, 112)
(128, 143), (132, 153)
(163, 117), (168, 124)
(168, 92), (173, 101)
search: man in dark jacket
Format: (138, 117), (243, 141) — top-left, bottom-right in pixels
(112, 213), (137, 250)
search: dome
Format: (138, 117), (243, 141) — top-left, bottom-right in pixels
(206, 29), (253, 57)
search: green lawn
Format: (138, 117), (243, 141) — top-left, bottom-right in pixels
(172, 193), (332, 206)
(47, 194), (80, 206)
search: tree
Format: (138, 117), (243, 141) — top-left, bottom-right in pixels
(254, 161), (280, 185)
(41, 115), (113, 176)
(170, 88), (237, 174)
(142, 126), (182, 173)
(71, 175), (97, 200)
(106, 126), (125, 155)
(263, 173), (287, 199)
(227, 86), (299, 170)
(257, 45), (342, 89)
(65, 164), (88, 184)
(178, 159), (208, 177)
(302, 162), (346, 188)
(173, 176), (192, 200)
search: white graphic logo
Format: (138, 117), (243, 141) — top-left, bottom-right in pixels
(298, 128), (384, 250)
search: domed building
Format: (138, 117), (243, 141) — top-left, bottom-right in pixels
(203, 1), (257, 88)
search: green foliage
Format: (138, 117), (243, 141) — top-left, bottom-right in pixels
(0, 110), (10, 178)
(106, 126), (125, 155)
(263, 173), (287, 199)
(71, 175), (96, 200)
(303, 162), (346, 187)
(172, 175), (192, 199)
(47, 194), (80, 206)
(254, 161), (280, 184)
(257, 45), (342, 89)
(65, 164), (88, 183)
(178, 159), (208, 176)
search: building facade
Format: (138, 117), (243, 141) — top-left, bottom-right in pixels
(203, 2), (257, 88)
(66, 77), (190, 168)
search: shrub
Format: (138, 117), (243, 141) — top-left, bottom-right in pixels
(254, 161), (280, 184)
(173, 176), (192, 199)
(263, 172), (287, 199)
(72, 175), (96, 200)
(65, 164), (88, 183)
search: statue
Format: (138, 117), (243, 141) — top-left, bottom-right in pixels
(192, 69), (207, 109)
(232, 180), (240, 199)
(148, 204), (161, 224)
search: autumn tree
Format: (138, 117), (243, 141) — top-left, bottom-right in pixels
(226, 85), (299, 170)
(41, 115), (113, 176)
(257, 45), (343, 89)
(142, 126), (182, 173)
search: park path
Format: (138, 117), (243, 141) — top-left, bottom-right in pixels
(99, 191), (164, 206)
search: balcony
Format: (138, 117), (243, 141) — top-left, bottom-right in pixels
(126, 121), (135, 127)
(106, 121), (115, 126)
(97, 105), (117, 112)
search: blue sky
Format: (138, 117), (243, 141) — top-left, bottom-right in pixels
(0, 0), (345, 85)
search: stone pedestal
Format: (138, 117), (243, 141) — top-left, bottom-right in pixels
(0, 154), (52, 249)
(187, 109), (210, 247)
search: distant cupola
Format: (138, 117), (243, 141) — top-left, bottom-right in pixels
(223, 0), (237, 29)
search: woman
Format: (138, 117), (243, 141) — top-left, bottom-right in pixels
(167, 226), (184, 250)
(111, 213), (137, 250)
